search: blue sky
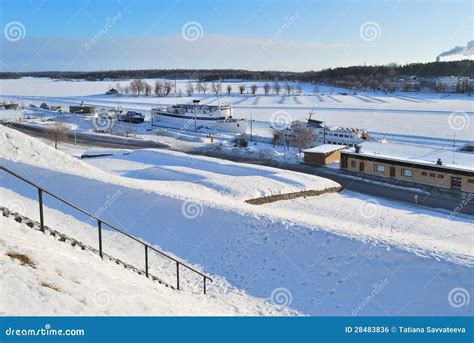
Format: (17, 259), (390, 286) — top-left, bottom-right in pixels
(0, 0), (472, 71)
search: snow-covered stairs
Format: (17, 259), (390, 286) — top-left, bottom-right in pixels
(1, 206), (176, 290)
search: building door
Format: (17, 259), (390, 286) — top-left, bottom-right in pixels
(341, 156), (348, 169)
(390, 166), (396, 178)
(359, 161), (364, 172)
(450, 176), (462, 190)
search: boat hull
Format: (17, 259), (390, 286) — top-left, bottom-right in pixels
(152, 111), (247, 134)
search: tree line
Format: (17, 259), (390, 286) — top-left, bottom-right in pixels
(112, 80), (305, 96)
(1, 60), (472, 88)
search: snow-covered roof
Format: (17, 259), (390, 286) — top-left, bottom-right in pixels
(344, 142), (474, 173)
(303, 144), (346, 154)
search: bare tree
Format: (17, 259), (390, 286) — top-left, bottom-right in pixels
(130, 79), (145, 96)
(263, 83), (270, 95)
(273, 81), (281, 95)
(154, 80), (163, 96)
(144, 82), (152, 96)
(186, 81), (195, 96)
(292, 125), (315, 154)
(239, 84), (246, 94)
(251, 84), (258, 95)
(226, 85), (232, 94)
(196, 81), (208, 94)
(285, 81), (292, 95)
(164, 80), (173, 96)
(211, 82), (222, 95)
(123, 86), (130, 95)
(46, 122), (68, 149)
(196, 81), (203, 93)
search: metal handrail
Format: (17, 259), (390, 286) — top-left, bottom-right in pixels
(0, 165), (212, 294)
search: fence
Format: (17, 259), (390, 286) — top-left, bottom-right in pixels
(0, 166), (212, 294)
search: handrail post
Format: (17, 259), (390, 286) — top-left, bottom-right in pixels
(97, 220), (103, 259)
(37, 188), (44, 232)
(203, 276), (207, 295)
(176, 261), (180, 290)
(145, 245), (149, 278)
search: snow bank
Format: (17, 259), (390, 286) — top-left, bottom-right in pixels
(0, 125), (340, 203)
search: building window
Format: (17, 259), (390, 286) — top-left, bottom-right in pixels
(350, 160), (356, 168)
(429, 173), (436, 177)
(374, 164), (385, 173)
(437, 174), (444, 179)
(468, 179), (474, 184)
(421, 172), (428, 176)
(401, 169), (413, 177)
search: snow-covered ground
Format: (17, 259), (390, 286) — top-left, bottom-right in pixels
(0, 209), (296, 316)
(0, 77), (473, 147)
(1, 126), (473, 316)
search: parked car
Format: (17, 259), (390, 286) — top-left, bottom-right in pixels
(118, 111), (145, 123)
(50, 105), (62, 112)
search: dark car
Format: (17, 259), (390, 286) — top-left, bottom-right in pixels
(118, 111), (145, 123)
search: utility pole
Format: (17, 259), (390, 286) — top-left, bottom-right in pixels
(452, 133), (456, 164)
(323, 118), (326, 144)
(194, 107), (197, 133)
(250, 112), (253, 142)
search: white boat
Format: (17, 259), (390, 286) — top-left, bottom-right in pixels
(151, 101), (247, 134)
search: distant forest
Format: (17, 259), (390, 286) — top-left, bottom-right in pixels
(1, 60), (472, 86)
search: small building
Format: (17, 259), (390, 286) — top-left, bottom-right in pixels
(303, 144), (347, 165)
(106, 88), (119, 95)
(340, 142), (474, 193)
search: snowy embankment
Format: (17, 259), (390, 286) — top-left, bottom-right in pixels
(0, 211), (295, 316)
(0, 126), (339, 203)
(1, 126), (473, 315)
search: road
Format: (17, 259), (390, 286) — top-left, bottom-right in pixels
(4, 122), (168, 149)
(3, 122), (473, 215)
